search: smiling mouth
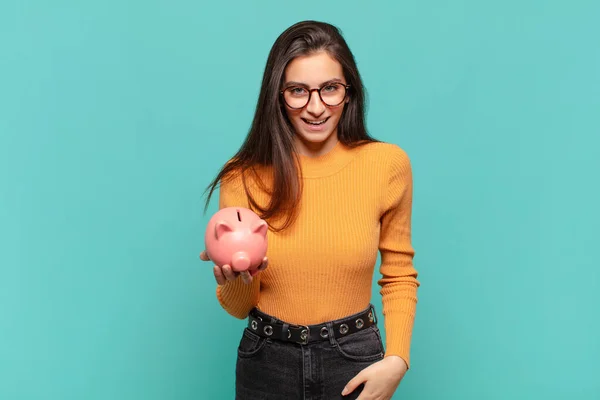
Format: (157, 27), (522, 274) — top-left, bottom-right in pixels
(302, 117), (329, 126)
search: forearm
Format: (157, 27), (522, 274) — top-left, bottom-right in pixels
(379, 278), (418, 368)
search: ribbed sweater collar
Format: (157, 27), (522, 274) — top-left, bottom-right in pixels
(295, 141), (356, 179)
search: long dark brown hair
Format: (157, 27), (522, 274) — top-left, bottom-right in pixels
(204, 20), (378, 231)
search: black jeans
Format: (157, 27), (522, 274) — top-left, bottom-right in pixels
(235, 305), (385, 400)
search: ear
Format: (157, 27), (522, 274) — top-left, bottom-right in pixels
(215, 221), (233, 240)
(251, 219), (268, 238)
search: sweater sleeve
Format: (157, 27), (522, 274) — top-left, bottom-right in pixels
(377, 147), (420, 368)
(214, 173), (261, 319)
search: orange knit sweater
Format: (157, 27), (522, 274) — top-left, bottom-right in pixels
(215, 140), (419, 367)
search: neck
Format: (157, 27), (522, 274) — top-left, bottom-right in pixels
(293, 132), (339, 158)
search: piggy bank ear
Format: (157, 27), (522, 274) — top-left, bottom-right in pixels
(252, 219), (268, 238)
(215, 221), (233, 239)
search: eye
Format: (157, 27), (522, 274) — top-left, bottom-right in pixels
(288, 87), (307, 96)
(322, 84), (340, 93)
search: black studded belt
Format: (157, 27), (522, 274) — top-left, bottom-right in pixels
(247, 304), (378, 345)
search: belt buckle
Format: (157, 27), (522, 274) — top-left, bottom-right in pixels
(295, 325), (309, 344)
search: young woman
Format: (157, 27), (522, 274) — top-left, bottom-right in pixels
(200, 20), (419, 400)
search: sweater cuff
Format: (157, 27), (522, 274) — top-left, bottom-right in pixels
(381, 307), (416, 369)
(215, 277), (260, 319)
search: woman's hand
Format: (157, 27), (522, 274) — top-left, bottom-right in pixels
(342, 356), (408, 399)
(199, 251), (268, 285)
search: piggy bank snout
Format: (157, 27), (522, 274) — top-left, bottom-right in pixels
(230, 251), (251, 272)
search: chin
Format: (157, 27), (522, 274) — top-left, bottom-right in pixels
(297, 130), (334, 144)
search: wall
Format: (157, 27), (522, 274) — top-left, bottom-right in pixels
(1, 1), (598, 399)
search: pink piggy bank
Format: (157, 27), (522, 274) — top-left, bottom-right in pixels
(204, 207), (268, 274)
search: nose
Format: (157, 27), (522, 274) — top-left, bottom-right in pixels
(306, 89), (326, 117)
(231, 251), (251, 272)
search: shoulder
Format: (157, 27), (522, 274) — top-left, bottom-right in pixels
(217, 158), (248, 197)
(220, 161), (244, 188)
(218, 163), (250, 208)
(354, 141), (412, 170)
(219, 160), (270, 202)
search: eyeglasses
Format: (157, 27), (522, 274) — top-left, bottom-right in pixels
(280, 82), (350, 109)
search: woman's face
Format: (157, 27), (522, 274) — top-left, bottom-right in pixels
(282, 51), (349, 155)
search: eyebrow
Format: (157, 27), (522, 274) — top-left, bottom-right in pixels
(283, 78), (344, 87)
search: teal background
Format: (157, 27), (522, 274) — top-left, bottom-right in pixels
(1, 0), (598, 399)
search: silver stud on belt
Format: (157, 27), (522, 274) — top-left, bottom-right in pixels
(263, 325), (273, 336)
(339, 323), (349, 335)
(251, 320), (258, 330)
(320, 327), (329, 338)
(355, 318), (364, 329)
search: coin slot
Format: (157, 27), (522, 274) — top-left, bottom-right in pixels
(237, 210), (241, 222)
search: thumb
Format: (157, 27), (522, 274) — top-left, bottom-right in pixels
(199, 251), (210, 261)
(342, 371), (367, 396)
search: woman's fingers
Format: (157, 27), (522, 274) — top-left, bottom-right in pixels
(258, 257), (268, 271)
(199, 251), (210, 261)
(222, 264), (238, 281)
(240, 271), (252, 284)
(248, 257), (268, 277)
(209, 258), (263, 285)
(213, 265), (226, 285)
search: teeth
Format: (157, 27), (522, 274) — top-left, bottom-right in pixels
(304, 118), (327, 125)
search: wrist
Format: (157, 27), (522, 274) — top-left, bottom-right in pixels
(384, 355), (408, 370)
